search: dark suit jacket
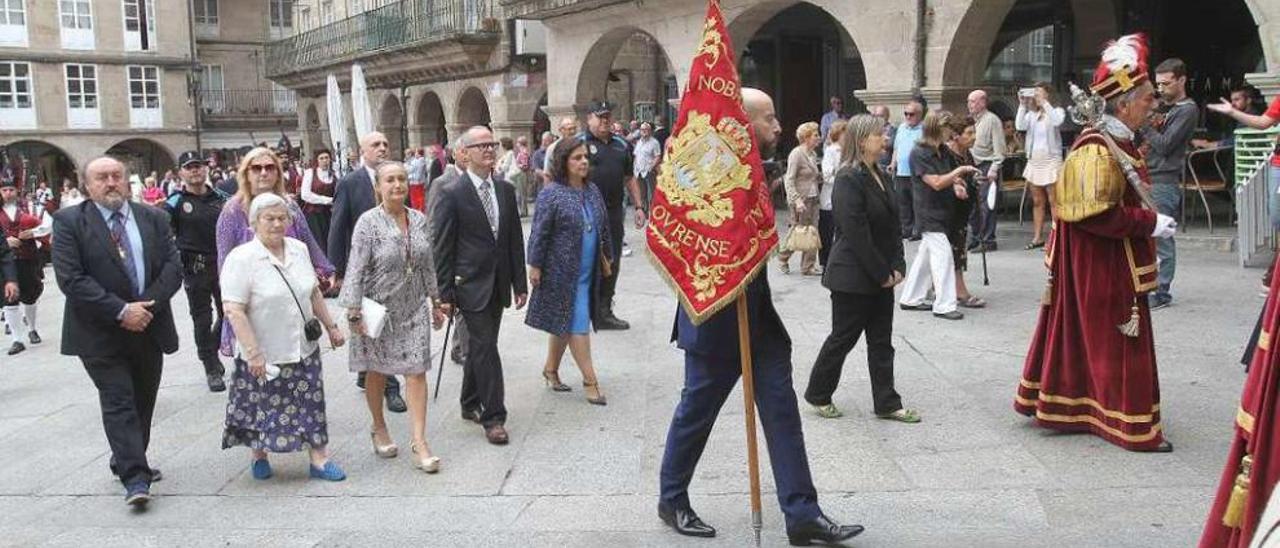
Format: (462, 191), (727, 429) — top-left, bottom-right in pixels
(53, 201), (183, 357)
(671, 273), (790, 361)
(822, 163), (905, 295)
(431, 171), (527, 312)
(328, 167), (376, 277)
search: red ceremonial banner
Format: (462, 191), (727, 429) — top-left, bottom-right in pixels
(645, 0), (778, 326)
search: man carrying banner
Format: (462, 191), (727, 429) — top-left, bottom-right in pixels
(1014, 33), (1176, 453)
(651, 2), (863, 545)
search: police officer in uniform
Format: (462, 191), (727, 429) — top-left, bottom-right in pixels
(164, 151), (230, 392)
(580, 102), (647, 330)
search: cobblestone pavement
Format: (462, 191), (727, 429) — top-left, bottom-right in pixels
(0, 226), (1260, 547)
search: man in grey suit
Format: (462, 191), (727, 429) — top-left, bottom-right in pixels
(329, 131), (407, 413)
(428, 139), (470, 365)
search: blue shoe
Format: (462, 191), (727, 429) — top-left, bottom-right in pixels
(251, 458), (273, 480)
(124, 481), (152, 507)
(309, 461), (346, 481)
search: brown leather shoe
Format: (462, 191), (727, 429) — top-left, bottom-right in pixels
(484, 424), (509, 445)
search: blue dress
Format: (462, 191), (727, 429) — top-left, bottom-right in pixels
(570, 203), (597, 334)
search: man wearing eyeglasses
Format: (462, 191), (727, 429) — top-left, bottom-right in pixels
(163, 151), (231, 392)
(1141, 58), (1196, 310)
(892, 97), (927, 240)
(329, 131), (408, 413)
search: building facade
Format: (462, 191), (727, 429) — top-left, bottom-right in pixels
(271, 0), (1280, 162)
(0, 0), (198, 187)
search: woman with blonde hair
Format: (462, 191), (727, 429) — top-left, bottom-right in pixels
(805, 114), (918, 422)
(216, 147), (335, 356)
(339, 162), (447, 472)
(778, 121), (823, 275)
(897, 111), (980, 320)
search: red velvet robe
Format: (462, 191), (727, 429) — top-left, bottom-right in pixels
(1015, 131), (1162, 451)
(1200, 254), (1280, 546)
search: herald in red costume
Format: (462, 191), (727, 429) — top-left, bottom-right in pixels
(1015, 34), (1168, 452)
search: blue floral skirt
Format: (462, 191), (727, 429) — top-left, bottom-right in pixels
(222, 350), (328, 452)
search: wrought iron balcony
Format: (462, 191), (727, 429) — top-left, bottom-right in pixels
(498, 0), (630, 20)
(198, 89), (298, 117)
(265, 0), (501, 80)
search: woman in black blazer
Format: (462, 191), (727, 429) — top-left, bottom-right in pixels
(803, 114), (920, 423)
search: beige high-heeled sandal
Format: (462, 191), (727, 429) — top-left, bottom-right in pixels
(371, 430), (398, 458)
(411, 442), (441, 474)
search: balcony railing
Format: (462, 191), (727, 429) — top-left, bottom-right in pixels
(265, 0), (500, 79)
(199, 90), (298, 116)
(499, 0), (630, 20)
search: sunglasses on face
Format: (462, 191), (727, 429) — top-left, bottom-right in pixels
(904, 111), (919, 117)
(467, 142), (498, 150)
(249, 164), (279, 174)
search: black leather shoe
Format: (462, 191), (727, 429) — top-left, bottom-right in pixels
(27, 330), (40, 344)
(207, 373), (227, 393)
(596, 314), (630, 331)
(658, 502), (716, 538)
(7, 341), (24, 355)
(461, 409), (482, 423)
(787, 514), (864, 546)
(385, 390), (407, 413)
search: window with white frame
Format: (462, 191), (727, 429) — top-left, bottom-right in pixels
(0, 0), (27, 47)
(198, 64), (224, 114)
(59, 0), (94, 50)
(0, 61), (36, 129)
(122, 0), (155, 52)
(269, 0), (292, 38)
(193, 0), (217, 37)
(127, 65), (161, 128)
(64, 63), (99, 128)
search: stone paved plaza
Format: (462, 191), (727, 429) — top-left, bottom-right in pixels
(0, 226), (1261, 547)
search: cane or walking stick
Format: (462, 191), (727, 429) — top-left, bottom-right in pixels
(735, 293), (763, 547)
(433, 314), (454, 401)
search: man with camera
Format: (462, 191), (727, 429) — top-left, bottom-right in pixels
(1141, 58), (1197, 310)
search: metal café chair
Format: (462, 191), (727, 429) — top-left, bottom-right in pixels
(1181, 145), (1233, 233)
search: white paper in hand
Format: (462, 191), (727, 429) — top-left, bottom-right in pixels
(986, 179), (998, 211)
(361, 297), (388, 339)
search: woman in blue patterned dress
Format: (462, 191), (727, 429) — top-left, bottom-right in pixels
(525, 139), (612, 405)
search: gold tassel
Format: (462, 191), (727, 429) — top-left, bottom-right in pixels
(1117, 298), (1140, 338)
(1223, 455), (1254, 528)
(1041, 275), (1054, 306)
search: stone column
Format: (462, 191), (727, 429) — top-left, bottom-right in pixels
(491, 121), (538, 142)
(1248, 72), (1280, 102)
(541, 104), (583, 127)
(446, 123), (470, 144)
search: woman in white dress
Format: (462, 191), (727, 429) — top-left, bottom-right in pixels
(1015, 82), (1065, 250)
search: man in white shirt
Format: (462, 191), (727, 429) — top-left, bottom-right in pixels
(966, 90), (1006, 252)
(632, 122), (662, 211)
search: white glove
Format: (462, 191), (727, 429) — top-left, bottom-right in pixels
(1152, 213), (1177, 239)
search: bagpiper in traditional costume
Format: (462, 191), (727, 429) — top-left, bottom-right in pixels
(0, 176), (47, 355)
(1014, 33), (1178, 453)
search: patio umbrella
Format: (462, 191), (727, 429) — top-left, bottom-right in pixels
(351, 64), (374, 141)
(326, 74), (349, 174)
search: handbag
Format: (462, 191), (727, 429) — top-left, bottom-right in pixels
(272, 265), (323, 342)
(784, 224), (821, 253)
(599, 250), (613, 278)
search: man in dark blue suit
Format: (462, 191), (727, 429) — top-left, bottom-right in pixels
(328, 131), (407, 413)
(53, 157), (183, 508)
(657, 88), (864, 546)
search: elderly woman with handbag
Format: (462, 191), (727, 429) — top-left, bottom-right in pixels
(525, 138), (611, 406)
(338, 162), (447, 473)
(220, 192), (347, 481)
(779, 121), (823, 275)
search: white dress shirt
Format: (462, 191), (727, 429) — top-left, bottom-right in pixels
(466, 169), (501, 234)
(300, 168), (334, 206)
(220, 237), (319, 364)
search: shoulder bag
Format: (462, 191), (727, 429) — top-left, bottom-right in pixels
(272, 264), (323, 342)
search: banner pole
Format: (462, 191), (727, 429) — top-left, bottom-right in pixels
(735, 292), (763, 546)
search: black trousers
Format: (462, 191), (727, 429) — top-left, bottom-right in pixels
(967, 161), (999, 246)
(9, 258), (43, 305)
(82, 335), (163, 487)
(598, 206), (624, 316)
(804, 289), (901, 414)
(181, 252), (223, 374)
(305, 209), (331, 252)
(461, 298), (506, 426)
(817, 209), (834, 267)
(895, 176), (915, 238)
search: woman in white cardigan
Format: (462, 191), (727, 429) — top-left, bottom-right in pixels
(1015, 82), (1065, 249)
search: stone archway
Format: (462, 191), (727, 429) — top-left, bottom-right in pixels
(106, 138), (175, 179)
(1, 140), (79, 194)
(456, 86), (491, 128)
(573, 27), (676, 122)
(378, 94), (405, 159)
(415, 91), (447, 146)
